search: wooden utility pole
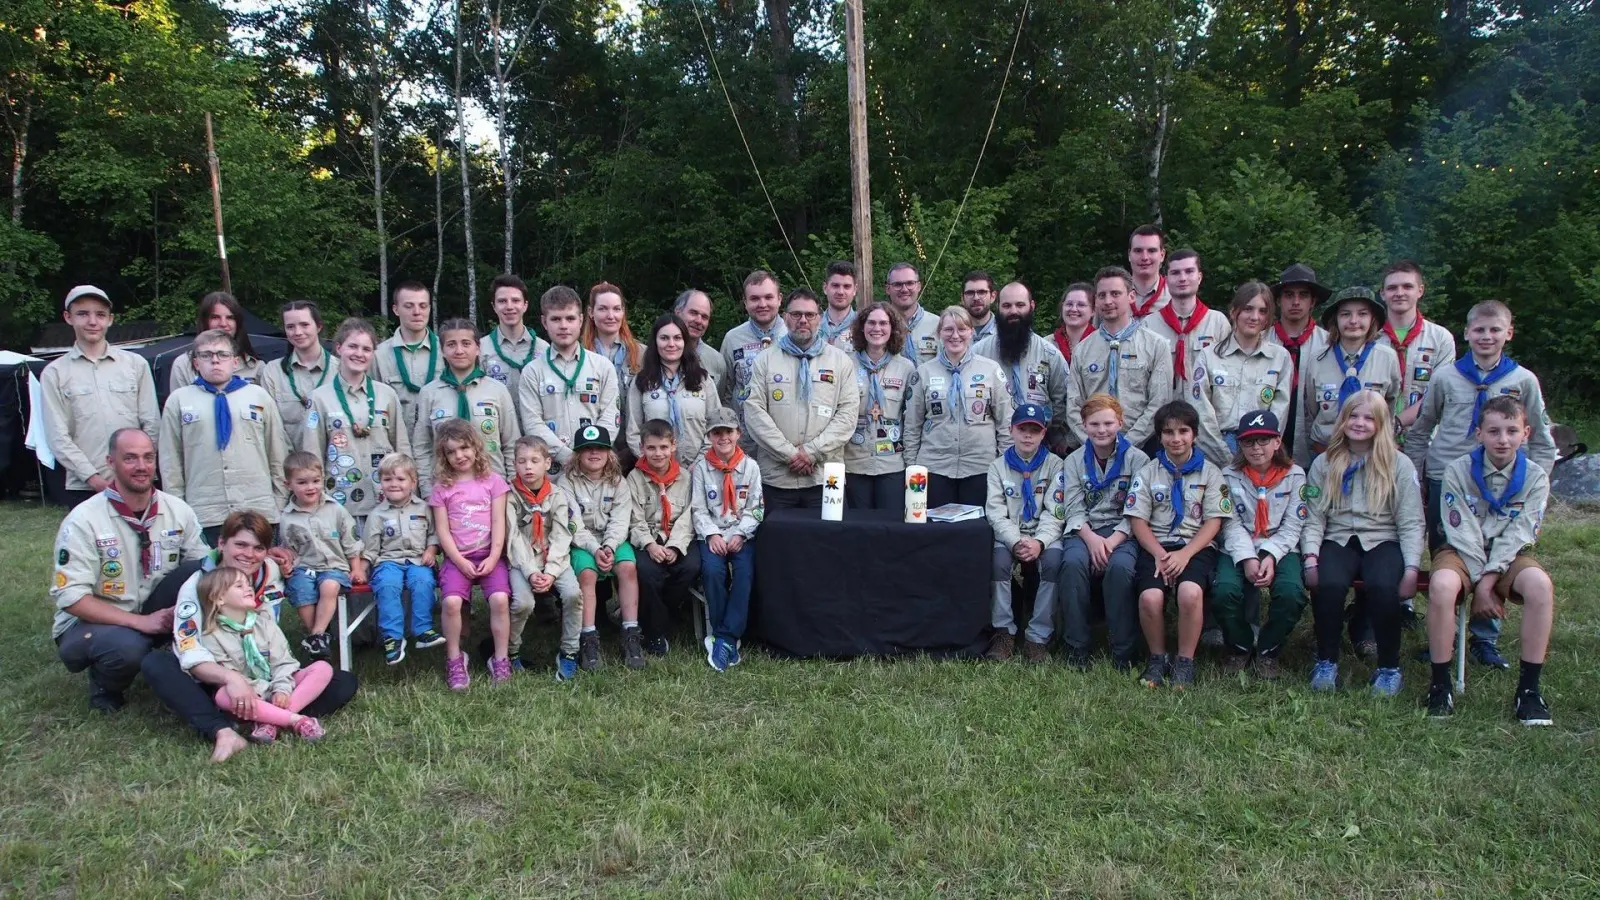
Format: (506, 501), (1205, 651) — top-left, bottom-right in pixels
(204, 113), (231, 294)
(845, 0), (873, 308)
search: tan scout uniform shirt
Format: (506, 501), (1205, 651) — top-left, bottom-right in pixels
(301, 375), (411, 518)
(506, 479), (578, 579)
(626, 373), (723, 465)
(258, 349), (332, 435)
(516, 346), (621, 468)
(192, 612), (301, 699)
(695, 339), (727, 388)
(169, 353), (263, 395)
(1125, 455), (1234, 544)
(1142, 305), (1233, 395)
(279, 496), (362, 572)
(1301, 453), (1425, 569)
(903, 354), (1014, 479)
(627, 467), (696, 554)
(561, 472), (631, 554)
(362, 497), (436, 565)
(844, 352), (917, 477)
(973, 332), (1071, 433)
(50, 490), (208, 639)
(985, 452), (1067, 549)
(899, 306), (941, 365)
(171, 555), (289, 669)
(742, 342), (861, 489)
(1190, 337), (1294, 464)
(40, 344), (160, 491)
(1440, 452), (1548, 584)
(412, 374), (521, 491)
(1295, 340), (1401, 462)
(1066, 326), (1174, 447)
(1378, 318), (1455, 416)
(479, 326), (548, 413)
(719, 319), (787, 446)
(1061, 441), (1149, 535)
(1404, 359), (1557, 479)
(159, 383), (289, 526)
(374, 331), (442, 434)
(690, 454), (765, 540)
(1219, 464), (1309, 564)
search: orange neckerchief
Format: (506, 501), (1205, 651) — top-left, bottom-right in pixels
(1244, 464), (1292, 539)
(512, 475), (551, 547)
(634, 457), (682, 536)
(705, 446), (746, 516)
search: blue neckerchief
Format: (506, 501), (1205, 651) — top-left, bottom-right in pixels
(1083, 435), (1131, 494)
(855, 351), (890, 419)
(1100, 320), (1141, 397)
(778, 334), (824, 402)
(1455, 355), (1518, 435)
(1007, 360), (1026, 407)
(1341, 456), (1366, 496)
(592, 338), (628, 373)
(901, 307), (928, 363)
(1471, 446), (1528, 516)
(661, 369), (683, 434)
(1004, 446), (1047, 522)
(1336, 341), (1377, 409)
(194, 375), (250, 451)
(937, 349), (971, 424)
(1157, 448), (1205, 536)
(750, 318), (782, 345)
(820, 307), (857, 344)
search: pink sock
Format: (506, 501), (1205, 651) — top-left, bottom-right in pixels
(285, 661), (333, 712)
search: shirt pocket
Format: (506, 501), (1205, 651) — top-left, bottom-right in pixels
(101, 372), (143, 417)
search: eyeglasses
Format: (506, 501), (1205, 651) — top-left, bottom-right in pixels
(787, 311), (820, 321)
(887, 280), (920, 289)
(194, 350), (236, 362)
(961, 289), (992, 298)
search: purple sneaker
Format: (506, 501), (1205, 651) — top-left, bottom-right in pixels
(446, 653), (471, 691)
(489, 656), (512, 684)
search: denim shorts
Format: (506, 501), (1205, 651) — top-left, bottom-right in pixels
(286, 567), (353, 608)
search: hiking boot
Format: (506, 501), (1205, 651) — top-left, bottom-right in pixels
(1370, 666), (1403, 698)
(1170, 656), (1197, 689)
(1021, 638), (1050, 664)
(1470, 641), (1510, 670)
(383, 638), (406, 666)
(555, 652), (579, 682)
(578, 631), (602, 671)
(489, 656), (513, 685)
(1139, 654), (1169, 688)
(1310, 660), (1339, 692)
(413, 629), (446, 649)
(985, 631), (1016, 662)
(1221, 652), (1251, 675)
(1514, 689), (1552, 727)
(1064, 650), (1092, 672)
(1251, 656), (1281, 681)
(643, 635), (670, 657)
(445, 653), (470, 691)
(88, 681), (126, 713)
(1426, 683), (1454, 718)
(621, 625), (647, 671)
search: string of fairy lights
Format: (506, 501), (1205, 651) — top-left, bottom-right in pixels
(1207, 124), (1599, 177)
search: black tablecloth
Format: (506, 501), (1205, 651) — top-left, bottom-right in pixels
(751, 508), (992, 658)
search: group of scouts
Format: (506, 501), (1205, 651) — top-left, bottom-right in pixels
(40, 224), (1560, 762)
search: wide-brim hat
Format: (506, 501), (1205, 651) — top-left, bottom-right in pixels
(1318, 286), (1386, 331)
(1271, 264), (1332, 303)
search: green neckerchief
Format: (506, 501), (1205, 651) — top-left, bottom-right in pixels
(491, 327), (536, 371)
(440, 366), (486, 419)
(281, 348), (331, 408)
(393, 331), (439, 394)
(547, 345), (586, 398)
(216, 610), (271, 683)
(335, 372), (377, 437)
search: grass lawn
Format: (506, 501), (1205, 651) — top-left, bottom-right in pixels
(3, 500), (1599, 898)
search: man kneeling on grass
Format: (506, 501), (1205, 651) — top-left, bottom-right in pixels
(1424, 395), (1555, 725)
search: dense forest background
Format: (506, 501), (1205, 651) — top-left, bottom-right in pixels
(4, 1), (1599, 391)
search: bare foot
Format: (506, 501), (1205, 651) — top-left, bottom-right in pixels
(210, 727), (249, 763)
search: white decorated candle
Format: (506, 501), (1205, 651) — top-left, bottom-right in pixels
(821, 462), (846, 521)
(905, 465), (929, 523)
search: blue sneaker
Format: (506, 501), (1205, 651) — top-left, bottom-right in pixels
(726, 642), (742, 668)
(708, 637), (735, 672)
(1469, 641), (1510, 670)
(511, 657), (527, 673)
(1370, 666), (1403, 697)
(1310, 660), (1339, 692)
(555, 652), (579, 682)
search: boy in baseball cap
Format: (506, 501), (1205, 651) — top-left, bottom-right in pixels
(984, 403), (1067, 662)
(691, 407), (764, 671)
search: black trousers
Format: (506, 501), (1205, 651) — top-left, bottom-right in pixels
(845, 471), (904, 511)
(928, 473), (986, 509)
(1313, 538), (1405, 667)
(634, 542), (703, 640)
(766, 485), (824, 509)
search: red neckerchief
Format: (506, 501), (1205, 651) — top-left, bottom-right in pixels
(512, 476), (552, 548)
(1053, 323), (1095, 365)
(634, 457), (682, 538)
(105, 488), (159, 578)
(705, 447), (746, 516)
(1132, 276), (1167, 318)
(1382, 315), (1424, 381)
(1274, 321), (1316, 391)
(1244, 465), (1291, 539)
(1159, 300), (1210, 388)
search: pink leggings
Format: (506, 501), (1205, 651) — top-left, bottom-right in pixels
(214, 661), (333, 726)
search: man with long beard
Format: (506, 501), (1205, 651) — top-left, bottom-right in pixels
(974, 282), (1072, 455)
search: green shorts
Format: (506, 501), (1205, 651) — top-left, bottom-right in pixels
(571, 542), (636, 579)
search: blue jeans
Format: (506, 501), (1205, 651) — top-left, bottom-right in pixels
(370, 560), (438, 641)
(286, 568), (351, 608)
(700, 538), (756, 642)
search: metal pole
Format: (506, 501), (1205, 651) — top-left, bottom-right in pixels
(845, 0), (873, 308)
(205, 113), (231, 294)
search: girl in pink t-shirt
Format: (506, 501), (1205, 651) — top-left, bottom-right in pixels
(428, 418), (512, 689)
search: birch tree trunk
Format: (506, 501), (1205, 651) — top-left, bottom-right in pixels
(434, 123), (446, 309)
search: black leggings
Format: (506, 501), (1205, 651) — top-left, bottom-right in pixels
(1313, 538), (1404, 667)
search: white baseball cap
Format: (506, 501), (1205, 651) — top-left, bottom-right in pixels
(63, 285), (112, 310)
